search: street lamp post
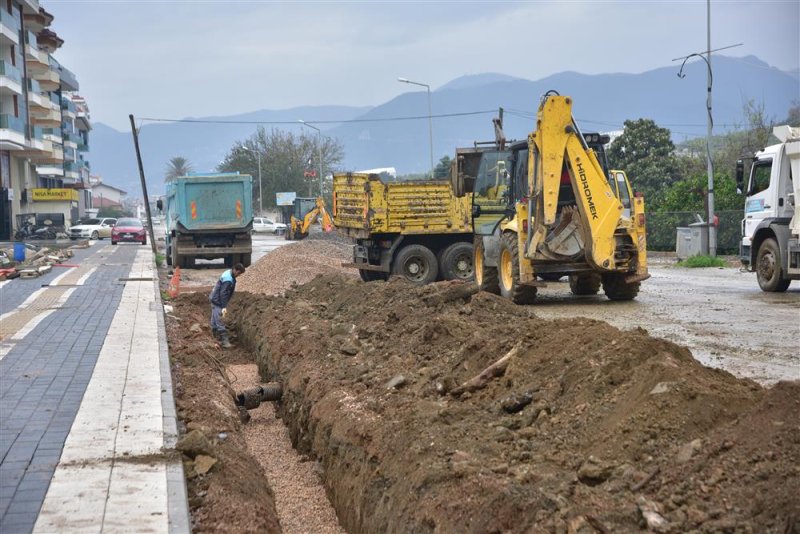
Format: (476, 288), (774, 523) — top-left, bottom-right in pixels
(398, 77), (434, 178)
(298, 120), (323, 197)
(241, 145), (263, 216)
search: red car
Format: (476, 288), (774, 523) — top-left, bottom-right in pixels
(111, 217), (147, 245)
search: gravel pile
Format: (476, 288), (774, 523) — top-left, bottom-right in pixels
(237, 240), (357, 295)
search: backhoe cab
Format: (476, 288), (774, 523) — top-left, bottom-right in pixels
(467, 93), (648, 303)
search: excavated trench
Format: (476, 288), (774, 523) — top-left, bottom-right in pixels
(225, 274), (799, 533)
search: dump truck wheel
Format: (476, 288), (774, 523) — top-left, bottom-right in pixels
(224, 255), (233, 268)
(602, 273), (640, 301)
(166, 246), (173, 266)
(474, 236), (500, 294)
(440, 242), (474, 281)
(392, 244), (438, 284)
(756, 238), (791, 292)
(569, 273), (601, 295)
(181, 256), (195, 269)
(170, 244), (179, 267)
(359, 269), (387, 282)
(498, 233), (537, 304)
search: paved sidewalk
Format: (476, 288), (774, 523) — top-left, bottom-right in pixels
(0, 242), (189, 533)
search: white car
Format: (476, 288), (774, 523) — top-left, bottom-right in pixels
(253, 217), (287, 234)
(69, 217), (117, 240)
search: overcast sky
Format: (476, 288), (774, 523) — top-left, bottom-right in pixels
(48, 0), (799, 131)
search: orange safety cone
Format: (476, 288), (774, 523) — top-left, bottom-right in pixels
(168, 266), (181, 298)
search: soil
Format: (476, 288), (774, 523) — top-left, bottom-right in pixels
(164, 236), (798, 533)
(225, 275), (798, 533)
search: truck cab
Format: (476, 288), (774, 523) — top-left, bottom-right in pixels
(737, 125), (800, 291)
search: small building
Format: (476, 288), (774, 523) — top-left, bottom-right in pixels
(90, 179), (127, 211)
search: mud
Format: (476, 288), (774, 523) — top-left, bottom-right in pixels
(228, 275), (799, 533)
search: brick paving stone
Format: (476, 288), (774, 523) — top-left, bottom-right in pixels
(0, 243), (139, 532)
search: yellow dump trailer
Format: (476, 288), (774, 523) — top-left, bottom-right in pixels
(333, 172), (473, 283)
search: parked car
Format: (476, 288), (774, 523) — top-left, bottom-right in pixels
(69, 217), (117, 240)
(253, 217), (287, 234)
(111, 218), (147, 245)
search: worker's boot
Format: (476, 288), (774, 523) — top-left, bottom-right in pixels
(220, 332), (232, 349)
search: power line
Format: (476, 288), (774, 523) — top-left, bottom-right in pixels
(139, 110), (496, 126)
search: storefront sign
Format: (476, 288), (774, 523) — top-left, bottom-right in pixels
(31, 188), (79, 202)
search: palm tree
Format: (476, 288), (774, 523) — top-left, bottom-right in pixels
(165, 156), (193, 181)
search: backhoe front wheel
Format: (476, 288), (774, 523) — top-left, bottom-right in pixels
(498, 233), (537, 304)
(569, 273), (601, 295)
(756, 238), (791, 292)
(474, 236), (499, 294)
(602, 273), (640, 301)
(392, 244), (438, 284)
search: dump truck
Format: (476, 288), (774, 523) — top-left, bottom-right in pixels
(455, 92), (649, 303)
(332, 172), (476, 283)
(737, 124), (800, 291)
(158, 173), (253, 268)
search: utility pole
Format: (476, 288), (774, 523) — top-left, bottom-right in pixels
(128, 114), (158, 255)
(674, 14), (742, 257)
(398, 77), (434, 178)
(298, 120), (323, 197)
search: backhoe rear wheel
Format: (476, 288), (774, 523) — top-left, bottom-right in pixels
(474, 236), (499, 294)
(569, 273), (601, 295)
(498, 233), (537, 304)
(602, 273), (640, 301)
(392, 244), (438, 284)
(440, 242), (474, 281)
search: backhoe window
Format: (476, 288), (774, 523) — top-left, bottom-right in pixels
(614, 171), (632, 217)
(472, 150), (513, 235)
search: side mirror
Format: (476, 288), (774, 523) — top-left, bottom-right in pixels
(472, 204), (482, 218)
(735, 160), (744, 194)
(156, 199), (163, 211)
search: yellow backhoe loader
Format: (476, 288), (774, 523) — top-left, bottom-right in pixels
(284, 197), (334, 241)
(457, 92), (649, 303)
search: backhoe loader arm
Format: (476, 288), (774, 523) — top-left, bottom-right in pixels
(529, 95), (623, 270)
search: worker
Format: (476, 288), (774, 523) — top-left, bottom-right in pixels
(209, 263), (246, 348)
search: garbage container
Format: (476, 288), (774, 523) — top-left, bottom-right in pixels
(13, 242), (26, 262)
(676, 223), (710, 259)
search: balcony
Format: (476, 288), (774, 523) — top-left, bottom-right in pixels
(25, 49), (49, 73)
(0, 114), (27, 150)
(58, 65), (78, 92)
(62, 132), (78, 149)
(0, 8), (21, 45)
(35, 68), (60, 91)
(77, 139), (88, 152)
(30, 107), (60, 128)
(27, 89), (47, 111)
(0, 60), (23, 96)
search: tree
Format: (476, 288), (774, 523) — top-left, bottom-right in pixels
(433, 155), (452, 179)
(217, 127), (344, 208)
(165, 156), (193, 181)
(607, 119), (681, 201)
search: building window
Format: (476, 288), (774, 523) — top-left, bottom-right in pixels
(12, 95), (18, 117)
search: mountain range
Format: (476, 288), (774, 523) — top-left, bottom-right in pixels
(90, 55), (798, 198)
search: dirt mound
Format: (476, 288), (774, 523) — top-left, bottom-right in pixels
(237, 240), (356, 295)
(229, 275), (797, 532)
(166, 292), (281, 533)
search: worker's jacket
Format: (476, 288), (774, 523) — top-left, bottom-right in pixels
(209, 269), (236, 308)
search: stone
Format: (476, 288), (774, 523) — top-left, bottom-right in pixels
(649, 381), (677, 395)
(637, 496), (669, 532)
(193, 454), (217, 475)
(578, 456), (614, 485)
(676, 438), (703, 463)
(386, 374), (407, 390)
(341, 339), (361, 355)
(500, 392), (533, 414)
(189, 323), (203, 333)
(176, 429), (214, 459)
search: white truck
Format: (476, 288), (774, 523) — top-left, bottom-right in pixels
(737, 125), (800, 291)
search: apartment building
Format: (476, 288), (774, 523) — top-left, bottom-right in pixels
(0, 1), (91, 240)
